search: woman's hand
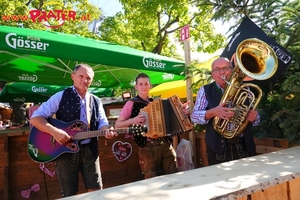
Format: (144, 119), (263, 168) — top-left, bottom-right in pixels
(104, 127), (118, 139)
(182, 101), (191, 115)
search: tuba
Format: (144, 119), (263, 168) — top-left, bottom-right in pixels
(213, 38), (278, 139)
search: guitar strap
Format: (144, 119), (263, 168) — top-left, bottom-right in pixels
(86, 93), (91, 130)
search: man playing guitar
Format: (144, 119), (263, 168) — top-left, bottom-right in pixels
(30, 64), (117, 197)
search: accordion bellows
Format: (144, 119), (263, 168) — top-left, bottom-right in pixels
(140, 95), (193, 138)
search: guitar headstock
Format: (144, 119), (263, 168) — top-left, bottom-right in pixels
(128, 124), (148, 136)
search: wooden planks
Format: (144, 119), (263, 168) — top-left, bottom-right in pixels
(0, 130), (144, 200)
(251, 182), (289, 200)
(288, 176), (300, 200)
(195, 131), (208, 167)
(0, 135), (8, 200)
(61, 146), (300, 200)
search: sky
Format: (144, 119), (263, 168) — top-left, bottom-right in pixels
(90, 0), (123, 17)
(90, 0), (230, 34)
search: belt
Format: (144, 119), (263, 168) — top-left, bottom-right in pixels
(79, 143), (90, 147)
(147, 137), (170, 144)
(226, 137), (244, 145)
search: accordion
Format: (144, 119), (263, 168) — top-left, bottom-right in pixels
(140, 95), (193, 138)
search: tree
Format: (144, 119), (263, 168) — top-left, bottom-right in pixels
(197, 0), (300, 76)
(0, 0), (101, 39)
(99, 0), (226, 58)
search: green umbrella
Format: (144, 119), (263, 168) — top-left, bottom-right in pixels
(0, 82), (114, 103)
(0, 25), (185, 88)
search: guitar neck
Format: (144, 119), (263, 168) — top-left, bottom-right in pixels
(73, 128), (129, 140)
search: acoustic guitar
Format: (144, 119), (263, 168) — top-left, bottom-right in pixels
(27, 118), (147, 163)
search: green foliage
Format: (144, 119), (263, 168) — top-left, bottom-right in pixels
(99, 0), (226, 57)
(180, 56), (220, 104)
(253, 1), (300, 144)
(267, 73), (300, 145)
(194, 124), (206, 132)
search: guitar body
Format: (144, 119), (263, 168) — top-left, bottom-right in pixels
(28, 118), (87, 163)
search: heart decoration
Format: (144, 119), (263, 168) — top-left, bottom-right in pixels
(112, 141), (133, 162)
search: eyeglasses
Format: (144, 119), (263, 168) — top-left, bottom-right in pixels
(212, 66), (232, 73)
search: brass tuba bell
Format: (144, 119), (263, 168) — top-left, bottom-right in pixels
(213, 38), (278, 139)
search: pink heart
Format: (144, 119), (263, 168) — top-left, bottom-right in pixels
(112, 141), (132, 162)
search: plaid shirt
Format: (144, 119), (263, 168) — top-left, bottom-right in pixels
(191, 84), (260, 126)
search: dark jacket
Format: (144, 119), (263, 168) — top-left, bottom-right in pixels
(204, 82), (256, 156)
(55, 87), (101, 159)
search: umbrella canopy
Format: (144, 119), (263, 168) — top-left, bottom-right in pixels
(0, 82), (113, 103)
(149, 80), (197, 99)
(0, 25), (185, 88)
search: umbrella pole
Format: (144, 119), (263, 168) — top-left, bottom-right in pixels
(183, 39), (197, 168)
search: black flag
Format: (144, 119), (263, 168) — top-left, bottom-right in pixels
(221, 16), (292, 89)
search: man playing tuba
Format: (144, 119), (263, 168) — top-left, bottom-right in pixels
(191, 57), (260, 165)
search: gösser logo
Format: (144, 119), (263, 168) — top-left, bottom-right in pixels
(32, 86), (48, 93)
(18, 74), (38, 82)
(142, 57), (166, 69)
(6, 33), (50, 51)
(91, 80), (102, 87)
(162, 73), (175, 80)
(1, 2), (90, 29)
(13, 97), (26, 102)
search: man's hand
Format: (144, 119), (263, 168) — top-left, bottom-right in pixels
(246, 110), (258, 122)
(52, 129), (72, 145)
(214, 102), (235, 120)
